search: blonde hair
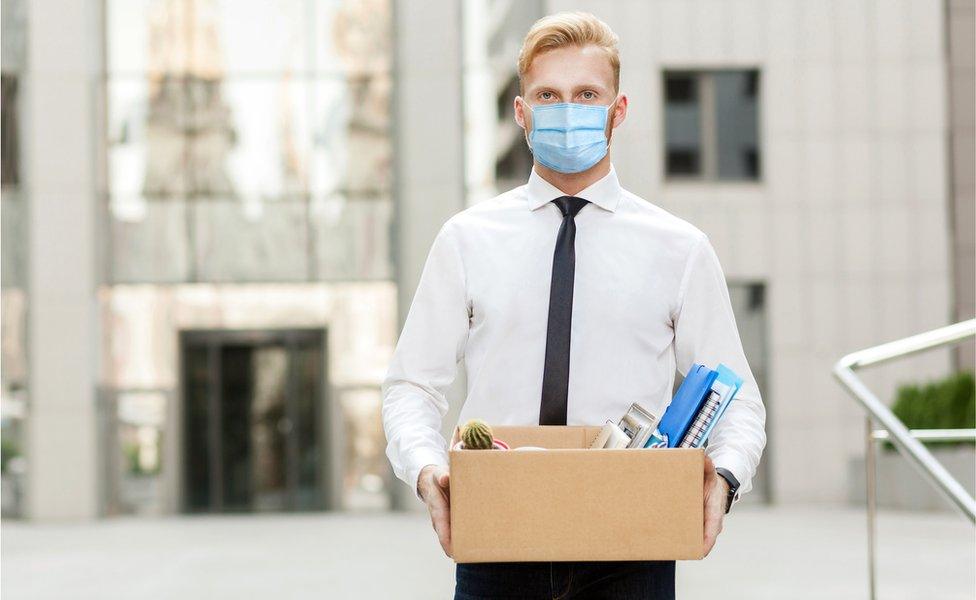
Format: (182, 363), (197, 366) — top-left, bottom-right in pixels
(517, 12), (620, 94)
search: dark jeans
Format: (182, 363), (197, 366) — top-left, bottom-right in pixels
(454, 560), (675, 600)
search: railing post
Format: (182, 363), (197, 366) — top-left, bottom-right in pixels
(865, 416), (877, 600)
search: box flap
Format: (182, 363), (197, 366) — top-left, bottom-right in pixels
(489, 425), (603, 449)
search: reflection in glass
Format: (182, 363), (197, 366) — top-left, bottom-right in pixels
(107, 197), (190, 283)
(192, 198), (309, 282)
(340, 387), (388, 510)
(1, 289), (28, 518)
(250, 346), (290, 511)
(1, 75), (20, 187)
(1, 0), (27, 520)
(220, 79), (309, 198)
(182, 342), (212, 512)
(293, 342), (324, 508)
(102, 0), (396, 516)
(1, 189), (26, 289)
(664, 73), (701, 176)
(312, 196), (393, 281)
(112, 391), (167, 515)
(714, 71), (760, 180)
(318, 0), (392, 76)
(105, 0), (395, 286)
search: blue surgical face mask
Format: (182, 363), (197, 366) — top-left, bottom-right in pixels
(524, 99), (616, 173)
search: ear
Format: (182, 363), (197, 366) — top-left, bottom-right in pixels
(609, 93), (628, 129)
(514, 96), (527, 129)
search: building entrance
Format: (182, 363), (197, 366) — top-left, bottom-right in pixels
(180, 329), (328, 513)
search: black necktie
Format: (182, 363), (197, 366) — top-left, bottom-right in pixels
(540, 195), (590, 426)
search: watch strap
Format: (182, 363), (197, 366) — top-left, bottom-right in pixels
(714, 467), (740, 514)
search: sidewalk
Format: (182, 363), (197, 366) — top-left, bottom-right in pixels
(2, 505), (973, 599)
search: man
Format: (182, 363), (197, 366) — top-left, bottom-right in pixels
(382, 11), (766, 600)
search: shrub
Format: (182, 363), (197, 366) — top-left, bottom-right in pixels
(886, 371), (975, 450)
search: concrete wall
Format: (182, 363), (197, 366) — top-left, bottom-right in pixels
(549, 0), (955, 504)
(947, 0), (976, 369)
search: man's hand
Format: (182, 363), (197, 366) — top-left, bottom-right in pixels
(703, 454), (729, 557)
(418, 464), (452, 557)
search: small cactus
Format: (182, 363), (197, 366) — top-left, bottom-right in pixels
(460, 419), (495, 450)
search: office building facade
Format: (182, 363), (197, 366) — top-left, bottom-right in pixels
(1, 0), (971, 519)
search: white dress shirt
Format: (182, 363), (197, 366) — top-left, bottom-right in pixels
(382, 163), (766, 503)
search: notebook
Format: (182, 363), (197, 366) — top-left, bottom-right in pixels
(657, 364), (719, 449)
(691, 364), (742, 448)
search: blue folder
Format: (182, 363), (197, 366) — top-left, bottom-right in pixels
(696, 363), (744, 446)
(657, 364), (719, 448)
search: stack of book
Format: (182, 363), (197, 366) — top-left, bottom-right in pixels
(587, 363), (744, 451)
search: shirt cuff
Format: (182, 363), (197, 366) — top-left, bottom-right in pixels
(406, 447), (450, 501)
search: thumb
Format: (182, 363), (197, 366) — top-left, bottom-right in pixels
(436, 468), (450, 490)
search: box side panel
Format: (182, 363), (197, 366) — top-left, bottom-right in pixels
(451, 448), (705, 562)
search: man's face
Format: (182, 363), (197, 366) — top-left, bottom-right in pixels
(514, 44), (627, 144)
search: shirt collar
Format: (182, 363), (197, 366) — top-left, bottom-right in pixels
(525, 163), (623, 213)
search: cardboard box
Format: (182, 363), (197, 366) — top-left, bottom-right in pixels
(449, 425), (705, 563)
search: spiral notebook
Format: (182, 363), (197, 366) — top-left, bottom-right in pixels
(678, 364), (743, 448)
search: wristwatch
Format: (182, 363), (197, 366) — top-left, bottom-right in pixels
(714, 467), (740, 514)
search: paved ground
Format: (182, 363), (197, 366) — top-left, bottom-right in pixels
(2, 505), (973, 599)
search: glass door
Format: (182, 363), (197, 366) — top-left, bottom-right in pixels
(181, 329), (327, 513)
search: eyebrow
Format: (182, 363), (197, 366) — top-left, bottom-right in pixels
(529, 83), (609, 94)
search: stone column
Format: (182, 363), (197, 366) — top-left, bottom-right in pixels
(390, 0), (466, 510)
(25, 0), (103, 520)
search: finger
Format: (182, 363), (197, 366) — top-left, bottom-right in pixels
(703, 455), (715, 480)
(703, 532), (717, 557)
(429, 490), (453, 556)
(702, 495), (724, 557)
(703, 516), (720, 556)
(434, 511), (453, 557)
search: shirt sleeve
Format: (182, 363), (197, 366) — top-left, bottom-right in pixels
(382, 218), (470, 499)
(672, 233), (767, 504)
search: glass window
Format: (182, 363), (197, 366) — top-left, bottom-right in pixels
(192, 198), (310, 283)
(100, 0), (398, 517)
(664, 73), (701, 176)
(664, 69), (761, 181)
(311, 195), (393, 281)
(104, 0), (394, 284)
(106, 197), (191, 283)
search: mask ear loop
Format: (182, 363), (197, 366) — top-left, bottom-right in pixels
(605, 97), (619, 152)
(521, 98), (534, 153)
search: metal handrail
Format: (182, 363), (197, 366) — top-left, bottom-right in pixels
(833, 318), (976, 520)
(870, 428), (976, 442)
(833, 319), (976, 600)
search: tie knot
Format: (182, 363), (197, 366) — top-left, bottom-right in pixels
(552, 196), (590, 218)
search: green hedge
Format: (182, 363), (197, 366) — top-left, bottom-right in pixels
(887, 371), (975, 449)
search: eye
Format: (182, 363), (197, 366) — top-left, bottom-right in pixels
(580, 90), (597, 100)
(539, 91), (554, 101)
